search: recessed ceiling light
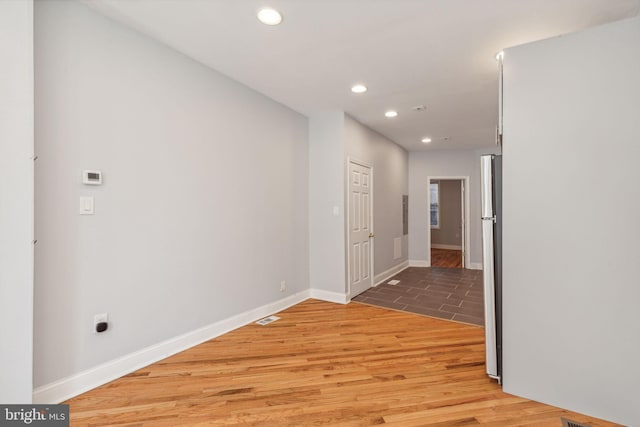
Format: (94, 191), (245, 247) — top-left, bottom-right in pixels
(421, 137), (432, 143)
(257, 8), (282, 25)
(351, 84), (367, 94)
(385, 110), (398, 118)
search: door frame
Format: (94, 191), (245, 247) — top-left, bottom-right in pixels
(346, 157), (374, 299)
(427, 176), (470, 268)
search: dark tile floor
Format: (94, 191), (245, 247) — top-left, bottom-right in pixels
(352, 267), (484, 326)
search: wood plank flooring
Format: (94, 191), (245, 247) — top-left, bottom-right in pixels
(431, 248), (463, 268)
(65, 300), (620, 426)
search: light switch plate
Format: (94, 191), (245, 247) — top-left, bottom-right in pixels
(79, 196), (94, 215)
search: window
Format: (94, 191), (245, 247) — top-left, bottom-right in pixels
(430, 181), (440, 228)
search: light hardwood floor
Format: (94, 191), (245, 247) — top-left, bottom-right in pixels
(66, 300), (620, 426)
(431, 248), (463, 268)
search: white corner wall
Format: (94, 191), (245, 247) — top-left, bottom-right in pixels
(0, 0), (34, 404)
(344, 115), (408, 280)
(309, 112), (347, 297)
(408, 149), (496, 267)
(502, 17), (640, 426)
(34, 0), (308, 396)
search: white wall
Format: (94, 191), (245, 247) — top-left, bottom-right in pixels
(309, 112), (346, 296)
(0, 0), (34, 404)
(344, 115), (408, 277)
(502, 17), (640, 426)
(409, 149), (496, 267)
(309, 114), (409, 296)
(34, 0), (308, 390)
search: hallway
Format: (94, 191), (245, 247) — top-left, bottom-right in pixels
(353, 267), (483, 326)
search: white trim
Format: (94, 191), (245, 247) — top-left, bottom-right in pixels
(309, 288), (349, 304)
(426, 176), (471, 269)
(431, 244), (463, 250)
(468, 262), (483, 270)
(409, 260), (429, 267)
(32, 290), (311, 404)
(346, 157), (374, 298)
(374, 261), (409, 286)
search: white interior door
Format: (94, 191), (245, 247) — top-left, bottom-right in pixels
(349, 161), (373, 297)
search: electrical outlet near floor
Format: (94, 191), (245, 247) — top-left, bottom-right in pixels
(280, 280), (286, 292)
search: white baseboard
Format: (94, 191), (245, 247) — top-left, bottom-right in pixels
(374, 261), (409, 286)
(468, 262), (483, 270)
(309, 288), (349, 304)
(431, 244), (463, 250)
(409, 260), (429, 267)
(32, 290), (311, 404)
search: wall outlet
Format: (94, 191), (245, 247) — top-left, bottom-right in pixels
(94, 313), (108, 334)
(280, 281), (286, 292)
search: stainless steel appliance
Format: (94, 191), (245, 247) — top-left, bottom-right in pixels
(481, 154), (502, 383)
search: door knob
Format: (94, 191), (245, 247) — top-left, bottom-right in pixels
(369, 233), (375, 238)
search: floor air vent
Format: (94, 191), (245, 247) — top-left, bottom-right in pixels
(387, 280), (400, 285)
(256, 315), (280, 326)
(561, 418), (591, 427)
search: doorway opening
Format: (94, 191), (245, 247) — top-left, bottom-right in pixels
(428, 177), (468, 269)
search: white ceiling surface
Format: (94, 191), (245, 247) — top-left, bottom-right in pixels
(84, 0), (640, 151)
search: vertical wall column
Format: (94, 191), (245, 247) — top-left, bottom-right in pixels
(308, 113), (347, 299)
(0, 0), (35, 404)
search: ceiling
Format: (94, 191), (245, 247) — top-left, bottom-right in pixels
(84, 0), (640, 152)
